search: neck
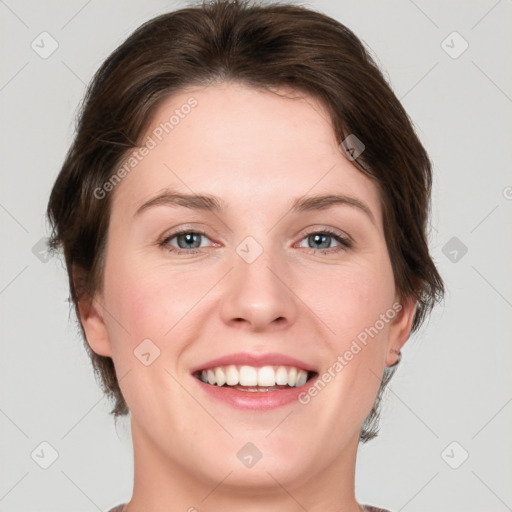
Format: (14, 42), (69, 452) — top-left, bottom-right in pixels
(125, 416), (363, 512)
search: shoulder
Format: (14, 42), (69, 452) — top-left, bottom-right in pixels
(107, 505), (126, 512)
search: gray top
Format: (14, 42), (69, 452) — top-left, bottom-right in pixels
(109, 504), (390, 512)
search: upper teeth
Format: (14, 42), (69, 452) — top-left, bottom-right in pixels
(199, 365), (309, 388)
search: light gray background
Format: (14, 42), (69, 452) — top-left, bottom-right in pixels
(1, 0), (511, 511)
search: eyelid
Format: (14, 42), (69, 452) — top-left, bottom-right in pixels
(297, 225), (353, 243)
(158, 221), (217, 243)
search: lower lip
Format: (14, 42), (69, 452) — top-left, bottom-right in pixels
(192, 375), (318, 410)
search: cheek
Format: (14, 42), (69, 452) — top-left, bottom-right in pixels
(304, 257), (396, 345)
(101, 260), (192, 415)
(100, 258), (174, 368)
(325, 263), (396, 412)
(104, 253), (199, 341)
(300, 256), (396, 416)
(298, 270), (395, 443)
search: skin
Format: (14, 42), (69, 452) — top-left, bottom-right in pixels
(78, 81), (416, 512)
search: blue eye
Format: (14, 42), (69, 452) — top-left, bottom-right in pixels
(159, 230), (211, 254)
(297, 230), (352, 253)
(158, 228), (352, 255)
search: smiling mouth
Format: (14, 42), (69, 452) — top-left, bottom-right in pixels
(193, 364), (317, 391)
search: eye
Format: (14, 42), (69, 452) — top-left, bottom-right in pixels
(158, 228), (353, 256)
(158, 230), (212, 254)
(296, 229), (352, 254)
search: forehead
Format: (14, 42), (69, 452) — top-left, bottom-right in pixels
(111, 81), (381, 222)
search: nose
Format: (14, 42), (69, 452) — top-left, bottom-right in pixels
(219, 245), (298, 332)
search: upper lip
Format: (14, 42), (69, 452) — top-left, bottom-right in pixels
(189, 352), (318, 374)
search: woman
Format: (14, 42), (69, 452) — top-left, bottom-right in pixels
(47, 1), (444, 510)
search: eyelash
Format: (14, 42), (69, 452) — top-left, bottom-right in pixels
(157, 228), (353, 255)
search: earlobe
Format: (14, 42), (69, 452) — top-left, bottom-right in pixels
(73, 267), (112, 357)
(385, 295), (417, 366)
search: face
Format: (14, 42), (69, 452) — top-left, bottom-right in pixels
(81, 81), (415, 492)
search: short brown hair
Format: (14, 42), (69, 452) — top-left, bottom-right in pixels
(47, 0), (444, 442)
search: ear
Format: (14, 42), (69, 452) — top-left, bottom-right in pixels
(73, 268), (112, 358)
(385, 295), (417, 366)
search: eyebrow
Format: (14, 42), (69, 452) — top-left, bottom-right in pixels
(134, 189), (375, 225)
